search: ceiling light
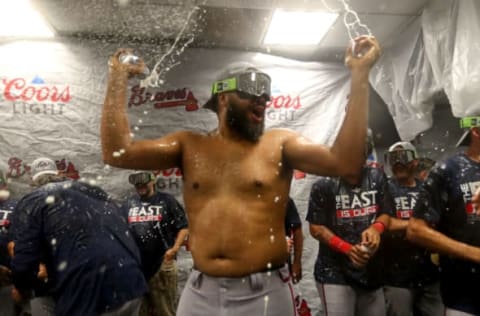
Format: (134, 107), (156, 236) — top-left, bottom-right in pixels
(264, 10), (338, 45)
(0, 0), (54, 38)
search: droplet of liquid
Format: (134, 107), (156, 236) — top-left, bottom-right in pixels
(45, 196), (55, 204)
(58, 261), (68, 271)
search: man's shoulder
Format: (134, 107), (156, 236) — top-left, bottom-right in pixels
(259, 128), (298, 146)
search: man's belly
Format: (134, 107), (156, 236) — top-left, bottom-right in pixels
(189, 232), (289, 277)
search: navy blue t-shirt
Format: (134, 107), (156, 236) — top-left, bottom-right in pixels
(380, 178), (439, 288)
(125, 191), (188, 280)
(306, 165), (393, 290)
(0, 199), (16, 268)
(414, 152), (480, 315)
(11, 180), (147, 316)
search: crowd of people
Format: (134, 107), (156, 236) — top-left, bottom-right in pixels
(1, 34), (480, 316)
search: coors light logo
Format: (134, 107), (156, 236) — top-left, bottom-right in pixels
(2, 75), (71, 115)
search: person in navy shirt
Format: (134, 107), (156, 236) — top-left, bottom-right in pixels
(408, 117), (480, 316)
(0, 171), (18, 316)
(125, 171), (188, 316)
(11, 157), (147, 316)
(381, 142), (443, 316)
(307, 133), (393, 316)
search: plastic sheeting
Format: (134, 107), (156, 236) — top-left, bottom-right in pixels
(370, 0), (480, 140)
(370, 17), (437, 141)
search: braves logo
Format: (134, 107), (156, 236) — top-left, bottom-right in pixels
(7, 157), (30, 178)
(6, 157), (79, 179)
(129, 86), (199, 111)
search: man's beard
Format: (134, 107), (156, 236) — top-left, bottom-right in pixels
(137, 185), (153, 199)
(226, 102), (264, 142)
(392, 163), (415, 181)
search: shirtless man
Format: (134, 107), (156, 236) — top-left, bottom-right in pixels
(101, 36), (380, 315)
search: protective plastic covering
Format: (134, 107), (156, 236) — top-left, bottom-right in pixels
(370, 0), (480, 140)
(425, 0), (480, 117)
(370, 17), (437, 141)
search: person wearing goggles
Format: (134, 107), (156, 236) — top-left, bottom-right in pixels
(380, 142), (444, 316)
(407, 116), (480, 315)
(125, 172), (188, 316)
(203, 65), (272, 142)
(102, 36), (381, 316)
(129, 172), (156, 187)
(384, 141), (418, 182)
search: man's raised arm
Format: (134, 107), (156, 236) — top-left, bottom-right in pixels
(283, 36), (381, 177)
(330, 36), (381, 176)
(101, 49), (181, 171)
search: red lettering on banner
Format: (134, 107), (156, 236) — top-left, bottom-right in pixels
(266, 95), (302, 109)
(3, 78), (71, 103)
(396, 210), (413, 219)
(6, 157), (79, 179)
(128, 85), (199, 111)
(153, 168), (183, 177)
(56, 159), (80, 180)
(7, 157), (30, 178)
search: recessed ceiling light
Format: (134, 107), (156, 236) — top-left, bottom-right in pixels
(0, 0), (54, 38)
(264, 9), (338, 45)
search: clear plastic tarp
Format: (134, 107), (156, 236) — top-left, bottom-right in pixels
(370, 0), (480, 140)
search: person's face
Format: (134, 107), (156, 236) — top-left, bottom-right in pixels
(225, 91), (267, 142)
(135, 180), (155, 198)
(389, 148), (417, 180)
(391, 160), (416, 180)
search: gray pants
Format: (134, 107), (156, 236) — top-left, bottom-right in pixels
(101, 298), (142, 316)
(445, 308), (476, 316)
(316, 283), (386, 316)
(30, 296), (55, 316)
(177, 266), (296, 316)
(384, 282), (444, 316)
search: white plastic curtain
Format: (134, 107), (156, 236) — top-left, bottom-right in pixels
(370, 0), (480, 140)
